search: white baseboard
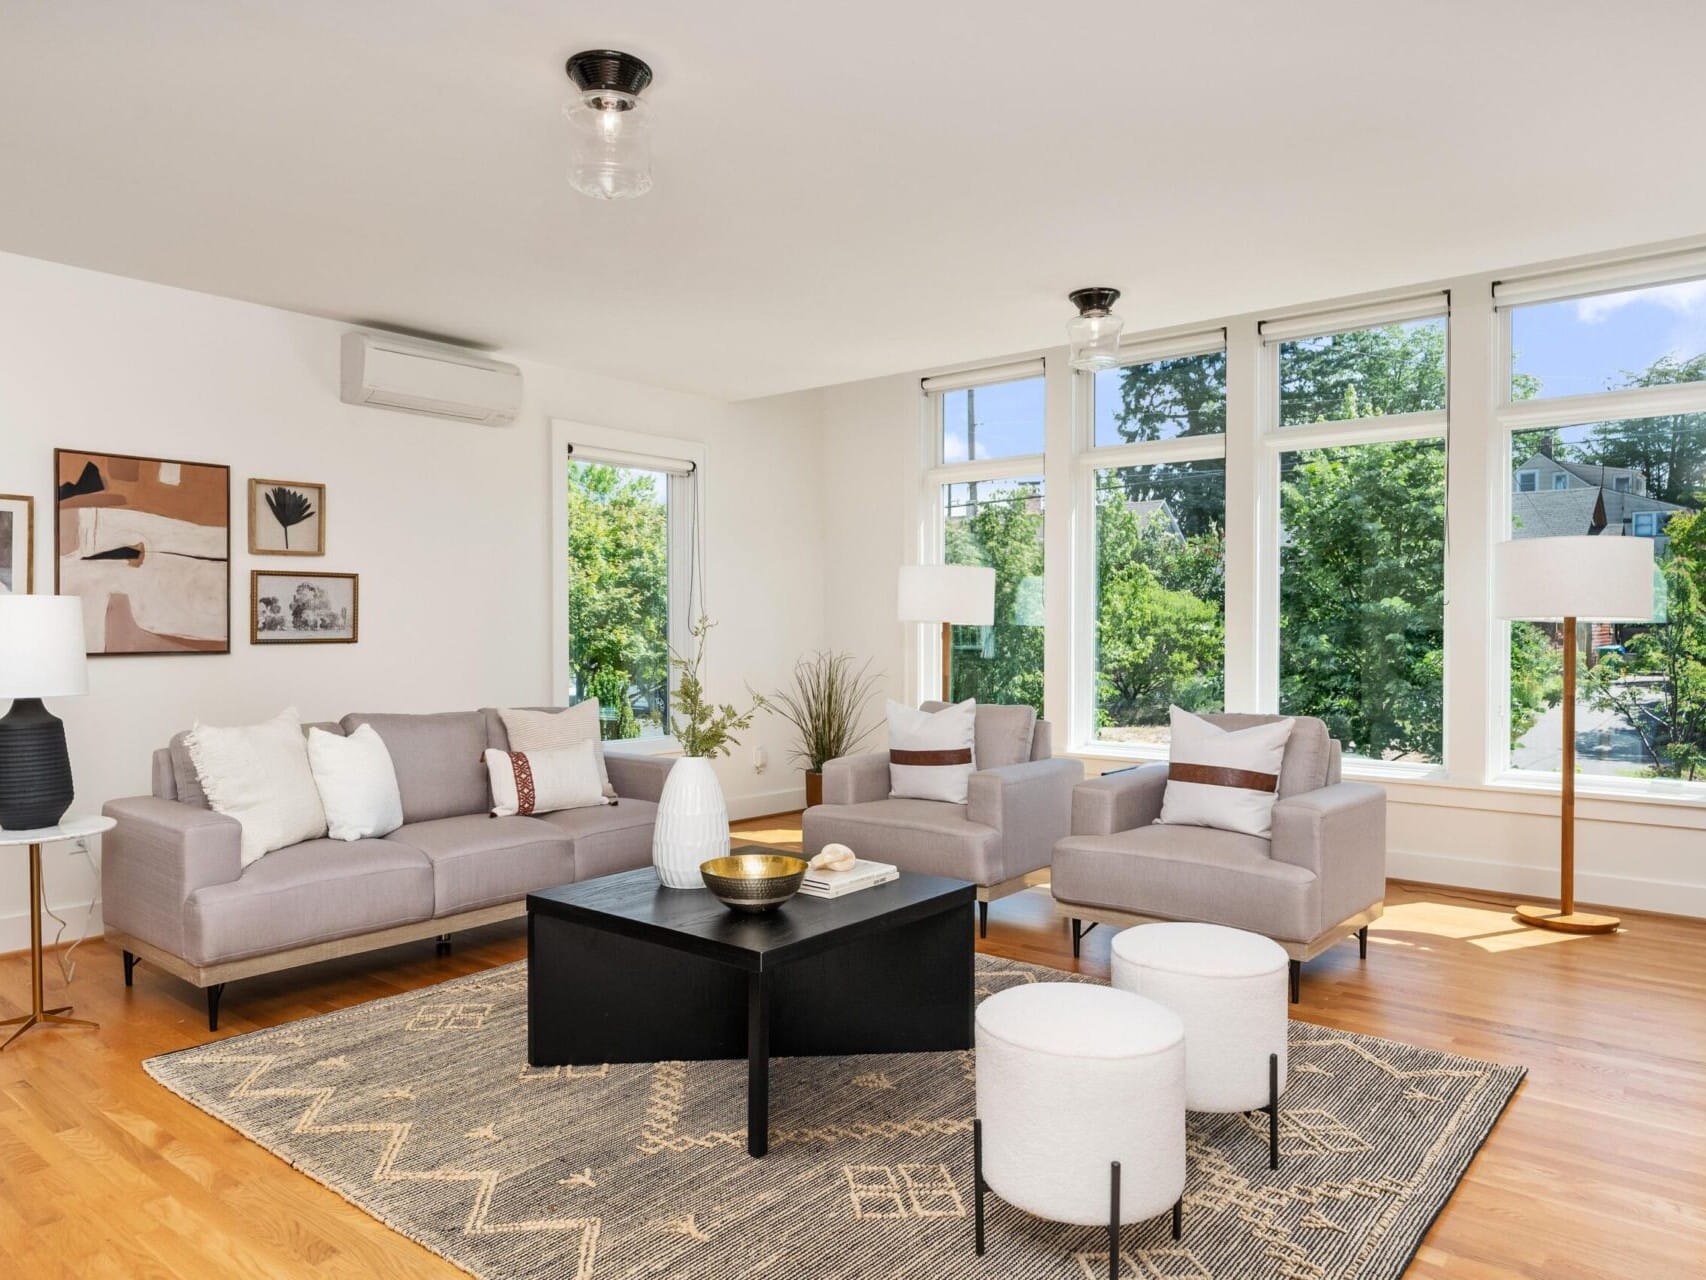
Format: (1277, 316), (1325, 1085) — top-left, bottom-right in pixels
(727, 786), (807, 823)
(0, 902), (105, 959)
(1387, 848), (1706, 919)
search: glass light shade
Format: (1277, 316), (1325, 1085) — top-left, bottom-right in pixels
(564, 90), (653, 199)
(1067, 310), (1125, 371)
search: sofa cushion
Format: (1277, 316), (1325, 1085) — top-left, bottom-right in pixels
(342, 711), (489, 823)
(184, 838), (433, 966)
(1051, 825), (1320, 943)
(802, 798), (1002, 885)
(389, 814), (573, 915)
(923, 700), (1038, 771)
(536, 800), (660, 881)
(1203, 714), (1331, 798)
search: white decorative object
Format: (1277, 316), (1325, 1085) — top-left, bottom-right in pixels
(307, 724), (403, 841)
(886, 698), (978, 803)
(810, 843), (857, 873)
(976, 982), (1185, 1229)
(484, 742), (607, 818)
(1158, 706), (1294, 838)
(186, 708), (328, 866)
(1111, 922), (1289, 1114)
(800, 858), (898, 898)
(652, 755), (729, 888)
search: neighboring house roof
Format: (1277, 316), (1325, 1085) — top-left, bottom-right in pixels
(1511, 488), (1604, 539)
(1126, 499), (1181, 538)
(1600, 489), (1687, 527)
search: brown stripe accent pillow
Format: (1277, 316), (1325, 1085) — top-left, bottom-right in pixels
(890, 747), (974, 767)
(1167, 762), (1278, 793)
(1158, 707), (1295, 839)
(886, 698), (979, 803)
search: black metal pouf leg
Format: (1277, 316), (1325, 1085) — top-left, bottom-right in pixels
(206, 982), (226, 1032)
(123, 950), (137, 987)
(1358, 925), (1368, 959)
(1288, 959), (1300, 1004)
(1173, 1195), (1182, 1241)
(1107, 1161), (1120, 1280)
(973, 1118), (986, 1255)
(1268, 1052), (1280, 1170)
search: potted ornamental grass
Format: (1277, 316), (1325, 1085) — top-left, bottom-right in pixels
(769, 650), (882, 808)
(651, 617), (765, 888)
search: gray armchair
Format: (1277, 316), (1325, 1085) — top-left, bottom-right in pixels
(802, 703), (1083, 935)
(1051, 714), (1385, 1000)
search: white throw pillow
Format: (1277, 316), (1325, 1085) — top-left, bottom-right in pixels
(485, 743), (609, 817)
(185, 708), (328, 867)
(887, 699), (978, 804)
(500, 703), (616, 799)
(1158, 707), (1294, 839)
(307, 724), (404, 842)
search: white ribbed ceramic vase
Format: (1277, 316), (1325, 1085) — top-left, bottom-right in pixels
(652, 756), (730, 888)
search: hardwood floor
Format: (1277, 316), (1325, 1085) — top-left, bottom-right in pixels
(2, 813), (1702, 1278)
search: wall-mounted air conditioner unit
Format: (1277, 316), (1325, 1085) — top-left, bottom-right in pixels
(339, 332), (523, 426)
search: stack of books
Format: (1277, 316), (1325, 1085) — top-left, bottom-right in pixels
(799, 858), (899, 899)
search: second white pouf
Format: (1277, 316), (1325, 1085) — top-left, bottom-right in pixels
(975, 981), (1185, 1251)
(1110, 922), (1290, 1167)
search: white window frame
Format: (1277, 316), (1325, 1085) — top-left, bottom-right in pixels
(1552, 472), (1569, 491)
(549, 420), (704, 755)
(1070, 329), (1229, 756)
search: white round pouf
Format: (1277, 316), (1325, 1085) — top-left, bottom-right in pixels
(1110, 922), (1289, 1113)
(976, 982), (1185, 1228)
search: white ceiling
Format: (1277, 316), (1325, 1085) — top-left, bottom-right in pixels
(3, 1), (1704, 401)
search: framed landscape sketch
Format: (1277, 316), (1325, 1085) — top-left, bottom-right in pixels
(0, 493), (33, 595)
(55, 450), (230, 655)
(249, 478), (325, 555)
(252, 570), (358, 644)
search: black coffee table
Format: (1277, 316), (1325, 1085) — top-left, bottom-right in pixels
(526, 859), (975, 1157)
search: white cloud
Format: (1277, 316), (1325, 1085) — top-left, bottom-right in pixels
(1574, 279), (1706, 323)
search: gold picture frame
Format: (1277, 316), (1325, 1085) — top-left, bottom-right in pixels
(248, 478), (326, 556)
(251, 570), (358, 645)
(0, 492), (34, 594)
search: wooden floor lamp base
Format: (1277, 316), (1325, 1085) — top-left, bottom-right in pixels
(1515, 903), (1622, 934)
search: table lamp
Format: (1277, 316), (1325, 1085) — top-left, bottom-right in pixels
(0, 595), (89, 830)
(1493, 535), (1656, 933)
(898, 564), (996, 701)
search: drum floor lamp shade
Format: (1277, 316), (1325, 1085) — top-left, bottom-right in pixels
(0, 595), (89, 830)
(898, 565), (996, 700)
(1493, 536), (1657, 934)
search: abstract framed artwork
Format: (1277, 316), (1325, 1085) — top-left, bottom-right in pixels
(0, 493), (33, 595)
(251, 571), (358, 644)
(54, 450), (230, 656)
(249, 478), (325, 555)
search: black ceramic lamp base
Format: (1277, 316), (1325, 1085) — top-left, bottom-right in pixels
(0, 699), (74, 831)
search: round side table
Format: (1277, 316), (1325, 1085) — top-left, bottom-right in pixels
(0, 814), (115, 1051)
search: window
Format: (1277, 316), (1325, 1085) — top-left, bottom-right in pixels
(942, 476), (1045, 711)
(1507, 417), (1704, 781)
(1093, 459), (1225, 744)
(1553, 472), (1570, 490)
(1278, 316), (1447, 427)
(940, 376), (1046, 463)
(1517, 469), (1539, 492)
(1092, 349), (1226, 447)
(552, 424), (699, 743)
(1509, 277), (1706, 401)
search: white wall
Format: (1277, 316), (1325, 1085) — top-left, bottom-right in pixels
(0, 251), (825, 951)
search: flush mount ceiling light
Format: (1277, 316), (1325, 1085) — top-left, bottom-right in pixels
(1066, 287), (1124, 371)
(564, 49), (654, 200)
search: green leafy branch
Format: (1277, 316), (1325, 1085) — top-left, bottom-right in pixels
(669, 616), (765, 759)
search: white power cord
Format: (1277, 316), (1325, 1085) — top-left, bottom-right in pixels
(40, 835), (100, 986)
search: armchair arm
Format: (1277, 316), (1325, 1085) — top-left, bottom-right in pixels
(101, 796), (244, 958)
(822, 751), (890, 806)
(966, 757), (1084, 880)
(1070, 763), (1168, 836)
(1270, 782), (1387, 930)
(604, 752), (675, 805)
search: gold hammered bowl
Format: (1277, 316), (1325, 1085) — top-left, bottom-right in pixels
(699, 853), (809, 913)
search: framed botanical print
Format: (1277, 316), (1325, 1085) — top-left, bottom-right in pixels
(54, 449), (231, 655)
(0, 493), (33, 595)
(249, 478), (325, 555)
(252, 570), (358, 644)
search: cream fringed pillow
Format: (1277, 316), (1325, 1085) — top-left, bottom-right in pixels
(500, 703), (617, 799)
(484, 743), (608, 818)
(185, 708), (328, 866)
(1158, 707), (1294, 839)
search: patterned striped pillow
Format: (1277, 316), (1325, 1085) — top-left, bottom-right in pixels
(1158, 707), (1294, 838)
(484, 743), (607, 817)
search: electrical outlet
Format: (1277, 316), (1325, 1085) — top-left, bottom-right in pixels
(754, 746), (768, 774)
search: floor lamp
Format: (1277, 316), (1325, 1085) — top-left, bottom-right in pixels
(897, 565), (996, 701)
(1493, 535), (1657, 934)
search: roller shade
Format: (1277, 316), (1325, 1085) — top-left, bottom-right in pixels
(1494, 247), (1706, 309)
(566, 443), (696, 475)
(921, 358), (1046, 394)
(1259, 292), (1448, 344)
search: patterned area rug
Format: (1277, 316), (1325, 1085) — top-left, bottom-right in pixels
(145, 956), (1522, 1279)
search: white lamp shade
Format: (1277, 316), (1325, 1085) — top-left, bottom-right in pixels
(1493, 536), (1658, 622)
(0, 595), (90, 698)
(898, 564), (996, 626)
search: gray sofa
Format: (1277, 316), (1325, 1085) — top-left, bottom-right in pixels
(102, 708), (674, 1030)
(801, 702), (1083, 935)
(1052, 713), (1385, 1001)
